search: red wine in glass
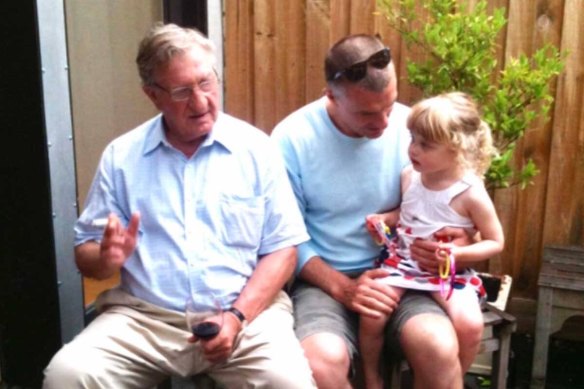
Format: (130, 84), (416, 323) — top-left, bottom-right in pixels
(186, 291), (223, 340)
(191, 321), (221, 339)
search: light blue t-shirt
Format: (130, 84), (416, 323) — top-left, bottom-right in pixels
(272, 97), (411, 274)
(75, 112), (308, 312)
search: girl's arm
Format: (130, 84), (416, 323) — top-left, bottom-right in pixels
(364, 166), (412, 241)
(449, 184), (504, 263)
(365, 209), (400, 244)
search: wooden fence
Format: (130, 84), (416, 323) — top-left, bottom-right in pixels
(222, 0), (584, 305)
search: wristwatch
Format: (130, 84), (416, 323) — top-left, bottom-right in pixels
(226, 307), (247, 328)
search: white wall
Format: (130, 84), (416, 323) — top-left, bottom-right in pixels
(65, 0), (162, 207)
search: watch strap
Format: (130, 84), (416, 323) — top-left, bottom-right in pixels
(226, 307), (246, 323)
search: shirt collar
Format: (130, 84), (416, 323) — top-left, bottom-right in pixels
(143, 115), (167, 155)
(207, 113), (236, 153)
(143, 113), (235, 155)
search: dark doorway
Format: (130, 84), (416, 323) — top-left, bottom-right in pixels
(0, 2), (63, 387)
(164, 0), (208, 35)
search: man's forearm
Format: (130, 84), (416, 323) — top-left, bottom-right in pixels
(233, 246), (297, 323)
(298, 256), (354, 304)
(75, 241), (118, 280)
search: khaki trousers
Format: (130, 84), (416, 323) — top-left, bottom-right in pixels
(43, 288), (315, 389)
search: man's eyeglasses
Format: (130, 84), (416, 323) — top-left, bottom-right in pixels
(152, 76), (216, 101)
(332, 47), (391, 82)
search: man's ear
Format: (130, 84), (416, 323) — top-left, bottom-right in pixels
(143, 85), (161, 109)
(324, 87), (336, 102)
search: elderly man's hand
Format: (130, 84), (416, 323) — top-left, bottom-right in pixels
(188, 311), (243, 363)
(99, 212), (140, 270)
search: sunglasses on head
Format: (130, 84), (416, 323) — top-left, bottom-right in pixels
(332, 47), (392, 82)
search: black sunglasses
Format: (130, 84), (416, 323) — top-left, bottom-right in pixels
(332, 47), (392, 82)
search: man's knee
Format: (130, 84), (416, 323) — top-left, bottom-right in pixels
(401, 313), (459, 366)
(43, 347), (99, 388)
(399, 314), (463, 388)
(304, 333), (350, 366)
(301, 333), (351, 385)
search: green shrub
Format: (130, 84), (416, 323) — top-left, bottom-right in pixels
(377, 0), (565, 189)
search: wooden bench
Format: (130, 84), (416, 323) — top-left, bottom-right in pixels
(531, 245), (584, 389)
(389, 274), (516, 389)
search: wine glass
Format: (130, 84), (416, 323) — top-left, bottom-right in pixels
(185, 290), (223, 340)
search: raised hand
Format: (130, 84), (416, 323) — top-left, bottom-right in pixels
(99, 212), (140, 270)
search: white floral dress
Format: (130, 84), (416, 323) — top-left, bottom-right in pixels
(376, 171), (486, 300)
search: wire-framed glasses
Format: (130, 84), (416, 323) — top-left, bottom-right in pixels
(152, 75), (217, 101)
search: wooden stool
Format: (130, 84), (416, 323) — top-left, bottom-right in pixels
(531, 245), (584, 389)
(389, 274), (516, 389)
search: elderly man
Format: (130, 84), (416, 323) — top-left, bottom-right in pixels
(43, 23), (315, 389)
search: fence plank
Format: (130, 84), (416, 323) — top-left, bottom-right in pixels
(373, 1), (408, 102)
(510, 0), (565, 293)
(492, 0), (542, 295)
(379, 1), (429, 104)
(224, 0), (254, 123)
(305, 0), (331, 102)
(349, 0), (376, 35)
(543, 0), (584, 245)
(330, 0), (351, 43)
(273, 0), (306, 131)
(253, 1), (277, 132)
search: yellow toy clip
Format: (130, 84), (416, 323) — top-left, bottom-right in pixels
(438, 249), (451, 279)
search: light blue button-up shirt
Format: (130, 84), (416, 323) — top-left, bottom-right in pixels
(75, 113), (308, 312)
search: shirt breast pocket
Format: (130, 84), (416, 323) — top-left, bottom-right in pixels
(217, 195), (265, 250)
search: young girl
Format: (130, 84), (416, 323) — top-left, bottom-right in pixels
(360, 92), (505, 389)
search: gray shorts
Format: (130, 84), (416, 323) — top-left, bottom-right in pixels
(291, 279), (447, 361)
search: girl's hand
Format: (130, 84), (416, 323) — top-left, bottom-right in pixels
(410, 238), (441, 273)
(433, 226), (474, 248)
(410, 226), (470, 273)
(365, 214), (385, 244)
(435, 243), (456, 272)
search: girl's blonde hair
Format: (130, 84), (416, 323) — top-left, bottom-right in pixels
(407, 92), (495, 177)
